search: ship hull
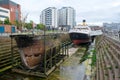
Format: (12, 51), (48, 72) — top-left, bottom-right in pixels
(69, 32), (91, 45)
(11, 33), (70, 69)
(14, 35), (45, 69)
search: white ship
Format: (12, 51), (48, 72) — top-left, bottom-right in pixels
(69, 20), (91, 45)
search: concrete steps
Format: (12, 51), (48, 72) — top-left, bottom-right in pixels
(95, 35), (120, 80)
(0, 38), (20, 72)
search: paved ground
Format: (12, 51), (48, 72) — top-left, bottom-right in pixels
(60, 47), (86, 80)
(68, 48), (78, 57)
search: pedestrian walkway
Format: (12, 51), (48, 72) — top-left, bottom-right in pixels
(68, 48), (78, 57)
(60, 47), (86, 80)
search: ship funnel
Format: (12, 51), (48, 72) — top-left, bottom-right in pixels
(82, 20), (86, 26)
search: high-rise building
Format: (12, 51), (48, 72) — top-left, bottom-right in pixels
(58, 7), (76, 29)
(0, 7), (10, 21)
(0, 0), (21, 24)
(40, 7), (57, 29)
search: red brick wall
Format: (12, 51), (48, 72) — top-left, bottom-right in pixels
(0, 5), (9, 9)
(1, 4), (21, 24)
(4, 25), (11, 33)
(0, 25), (16, 33)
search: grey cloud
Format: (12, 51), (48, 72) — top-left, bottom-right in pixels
(12, 0), (120, 24)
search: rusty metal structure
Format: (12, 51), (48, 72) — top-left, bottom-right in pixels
(10, 33), (71, 77)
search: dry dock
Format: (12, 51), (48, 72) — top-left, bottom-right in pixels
(0, 41), (87, 80)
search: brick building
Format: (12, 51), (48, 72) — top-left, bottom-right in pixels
(0, 0), (21, 24)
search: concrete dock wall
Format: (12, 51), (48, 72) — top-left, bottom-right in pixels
(94, 35), (120, 80)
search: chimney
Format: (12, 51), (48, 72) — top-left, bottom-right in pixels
(83, 20), (86, 26)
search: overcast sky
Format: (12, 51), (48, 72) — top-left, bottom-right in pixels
(12, 0), (120, 25)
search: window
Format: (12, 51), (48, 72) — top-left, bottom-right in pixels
(0, 15), (8, 18)
(0, 9), (8, 13)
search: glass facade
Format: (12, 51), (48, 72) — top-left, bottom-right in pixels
(15, 9), (19, 20)
(0, 0), (9, 5)
(58, 7), (76, 28)
(10, 1), (18, 6)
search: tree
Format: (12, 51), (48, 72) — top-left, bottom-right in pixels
(4, 18), (11, 25)
(24, 21), (33, 29)
(24, 23), (32, 29)
(36, 24), (45, 30)
(14, 20), (22, 29)
(0, 20), (3, 24)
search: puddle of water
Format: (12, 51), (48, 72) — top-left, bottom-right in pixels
(60, 63), (85, 80)
(59, 50), (86, 80)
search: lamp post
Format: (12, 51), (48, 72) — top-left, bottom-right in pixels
(118, 31), (120, 40)
(44, 25), (46, 73)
